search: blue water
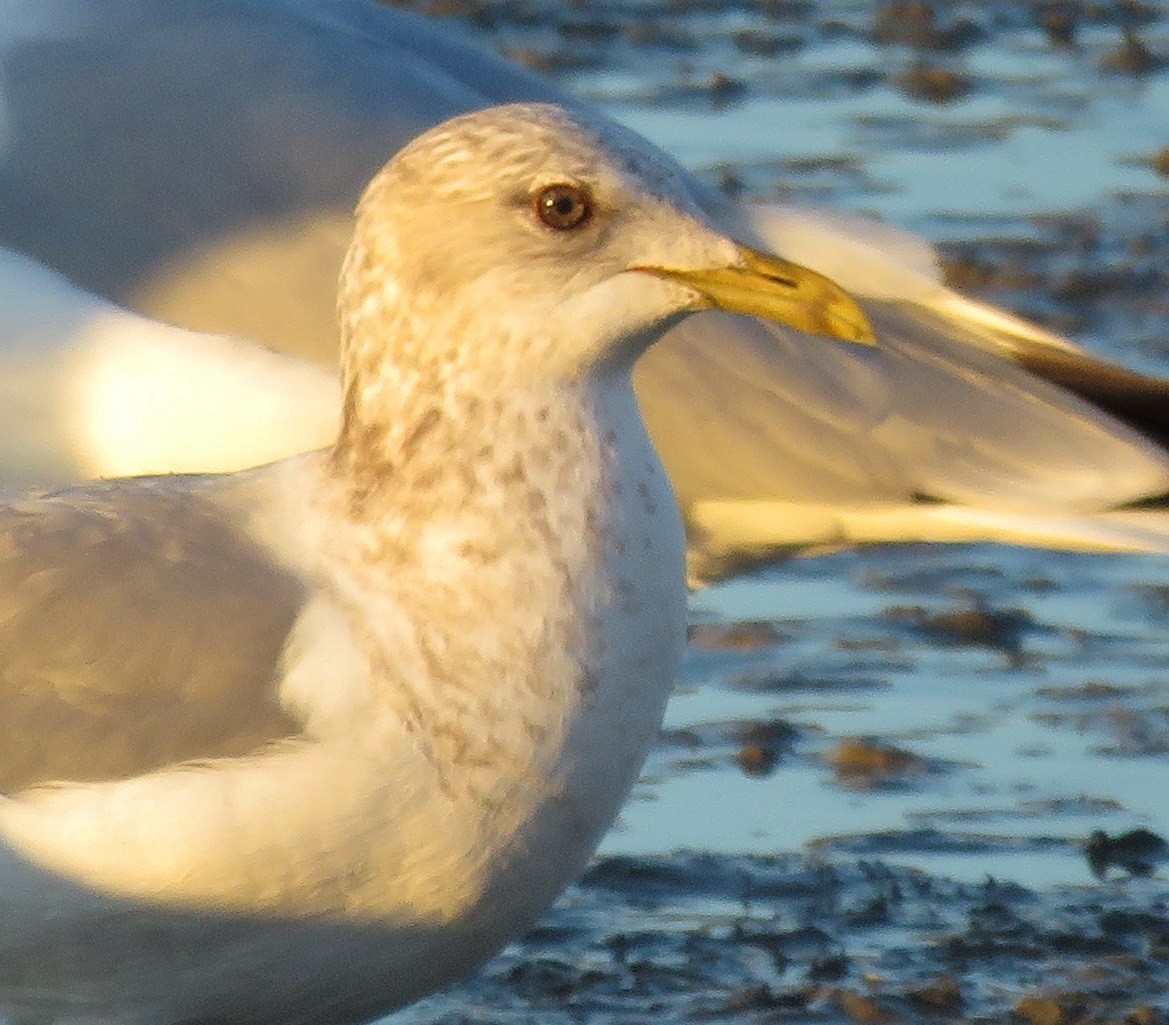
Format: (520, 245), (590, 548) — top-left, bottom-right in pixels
(584, 25), (1169, 232)
(599, 544), (1169, 887)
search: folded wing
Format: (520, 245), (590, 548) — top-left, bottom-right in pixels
(0, 478), (306, 792)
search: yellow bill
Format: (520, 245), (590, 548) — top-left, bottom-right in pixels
(635, 244), (875, 346)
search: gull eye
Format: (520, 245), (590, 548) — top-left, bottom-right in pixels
(533, 183), (592, 231)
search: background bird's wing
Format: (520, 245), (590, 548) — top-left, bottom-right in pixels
(0, 478), (306, 793)
(635, 308), (1169, 583)
(642, 202), (1169, 580)
(733, 203), (1169, 507)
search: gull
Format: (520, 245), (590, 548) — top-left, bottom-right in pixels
(0, 103), (870, 1024)
(2, 0), (1169, 581)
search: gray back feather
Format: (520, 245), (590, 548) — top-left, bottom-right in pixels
(0, 478), (306, 792)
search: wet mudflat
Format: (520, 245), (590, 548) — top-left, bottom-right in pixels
(406, 1), (1169, 1019)
(399, 850), (1169, 1023)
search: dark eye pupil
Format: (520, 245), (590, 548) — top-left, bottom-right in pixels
(535, 184), (591, 230)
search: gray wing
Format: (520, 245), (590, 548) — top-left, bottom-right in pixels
(637, 305), (1169, 580)
(0, 478), (305, 793)
(636, 305), (1169, 513)
(990, 329), (1169, 449)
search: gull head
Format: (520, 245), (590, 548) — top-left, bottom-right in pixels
(337, 103), (872, 398)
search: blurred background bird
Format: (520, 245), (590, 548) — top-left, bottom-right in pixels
(2, 0), (1169, 584)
